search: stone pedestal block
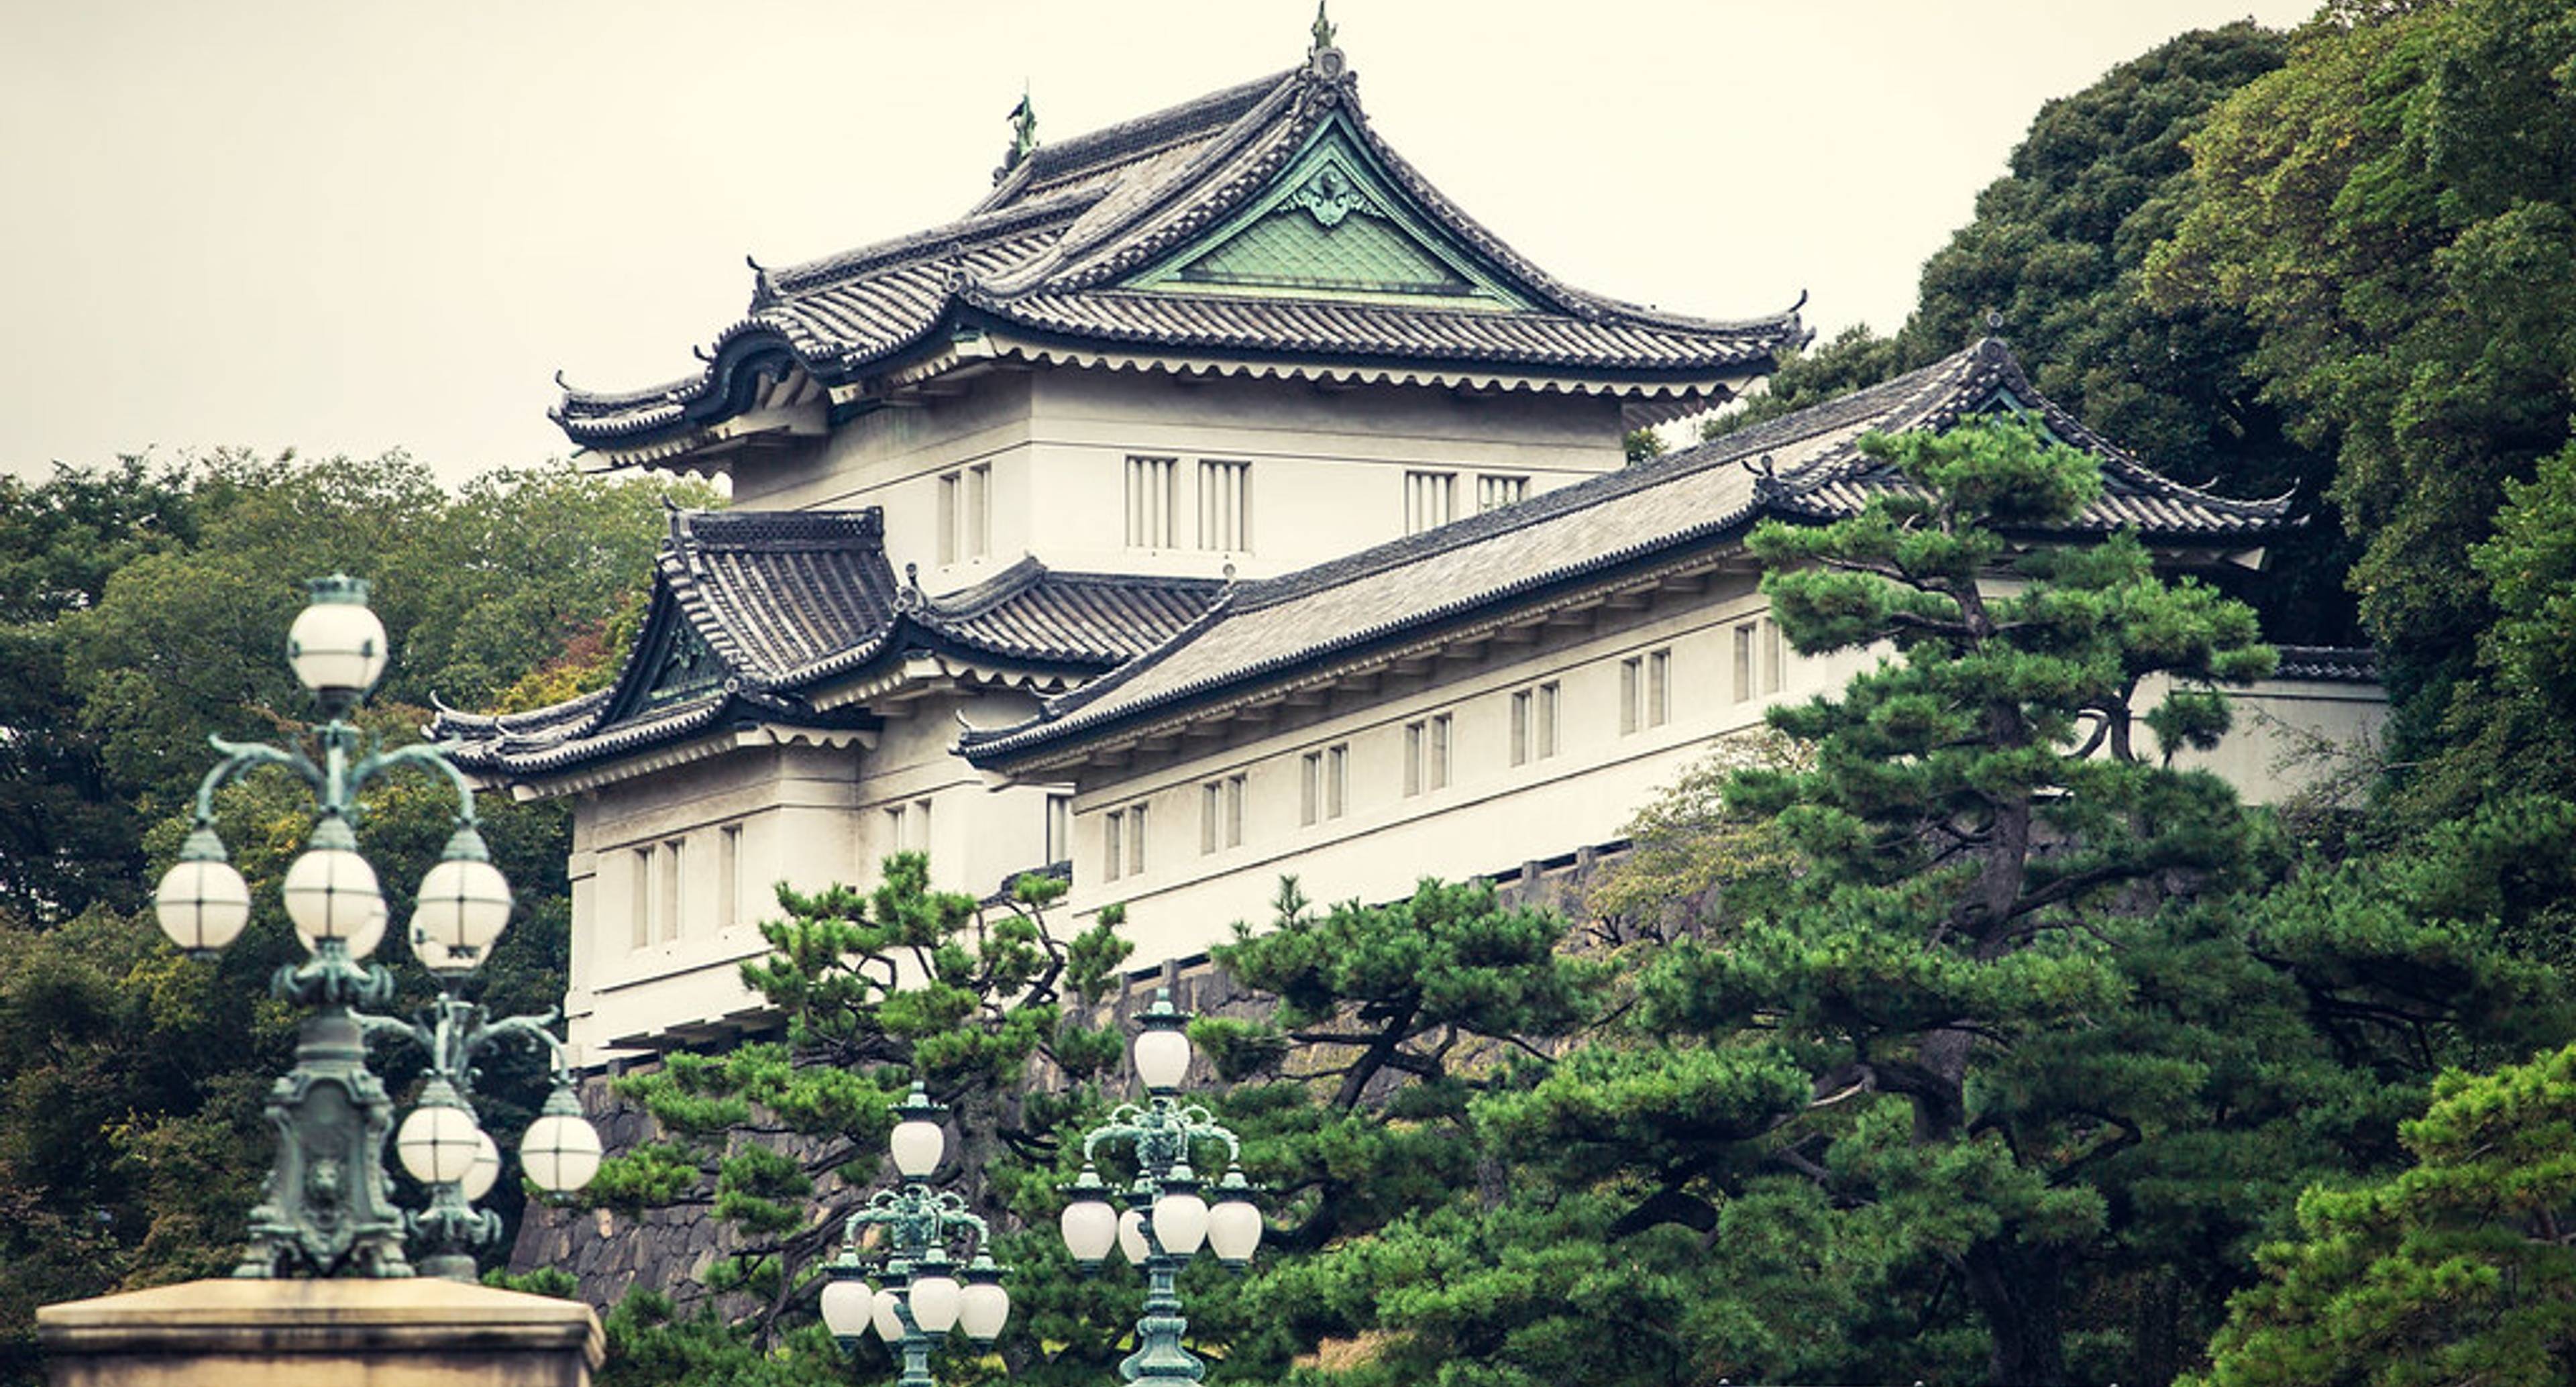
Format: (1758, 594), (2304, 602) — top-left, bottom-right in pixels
(36, 1278), (602, 1387)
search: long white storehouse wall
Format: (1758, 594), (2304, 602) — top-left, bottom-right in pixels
(1059, 588), (2388, 967)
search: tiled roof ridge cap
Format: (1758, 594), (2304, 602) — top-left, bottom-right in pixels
(969, 490), (1768, 759)
(979, 67), (1302, 211)
(967, 579), (1246, 742)
(669, 505), (886, 550)
(428, 684), (613, 738)
(765, 197), (1091, 297)
(920, 556), (1053, 620)
(2271, 644), (2379, 682)
(1211, 405), (1821, 618)
(981, 69), (1313, 298)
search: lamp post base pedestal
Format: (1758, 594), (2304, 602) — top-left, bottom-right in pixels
(36, 1277), (602, 1387)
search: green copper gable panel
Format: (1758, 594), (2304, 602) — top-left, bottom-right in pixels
(638, 618), (725, 712)
(1179, 203), (1476, 296)
(1126, 117), (1535, 312)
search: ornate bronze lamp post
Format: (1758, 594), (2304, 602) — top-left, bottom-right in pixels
(1057, 989), (1263, 1384)
(817, 1083), (1012, 1386)
(150, 575), (601, 1278)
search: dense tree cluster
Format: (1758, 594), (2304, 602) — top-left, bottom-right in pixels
(0, 452), (690, 1382)
(13, 4), (2576, 1385)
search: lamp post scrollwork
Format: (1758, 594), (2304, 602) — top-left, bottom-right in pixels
(818, 1083), (1013, 1386)
(1058, 989), (1264, 1384)
(150, 574), (602, 1280)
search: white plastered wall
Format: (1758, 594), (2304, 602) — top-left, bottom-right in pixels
(721, 365), (1627, 593)
(561, 685), (1057, 1066)
(1057, 594), (2388, 971)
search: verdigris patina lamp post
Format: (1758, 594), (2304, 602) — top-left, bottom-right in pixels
(1057, 989), (1263, 1384)
(370, 945), (598, 1280)
(150, 574), (601, 1278)
(816, 1082), (1012, 1385)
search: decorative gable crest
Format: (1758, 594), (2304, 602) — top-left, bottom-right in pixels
(1124, 117), (1534, 312)
(636, 616), (727, 714)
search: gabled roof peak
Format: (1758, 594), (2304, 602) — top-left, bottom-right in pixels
(555, 44), (1800, 458)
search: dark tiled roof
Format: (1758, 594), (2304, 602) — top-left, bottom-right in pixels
(961, 339), (2299, 766)
(555, 51), (1803, 451)
(432, 510), (1220, 781)
(2272, 645), (2379, 682)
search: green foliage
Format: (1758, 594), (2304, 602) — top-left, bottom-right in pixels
(1706, 23), (2343, 643)
(0, 448), (678, 1384)
(1650, 419), (2283, 1383)
(2191, 1041), (2576, 1387)
(2145, 0), (2576, 820)
(592, 854), (1128, 1353)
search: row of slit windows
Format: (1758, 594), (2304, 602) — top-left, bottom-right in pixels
(1127, 457), (1251, 552)
(937, 465), (991, 566)
(1098, 613), (1795, 880)
(1120, 458), (1535, 551)
(629, 826), (740, 948)
(1403, 469), (1527, 535)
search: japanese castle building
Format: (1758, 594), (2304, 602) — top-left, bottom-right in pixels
(435, 30), (2380, 1068)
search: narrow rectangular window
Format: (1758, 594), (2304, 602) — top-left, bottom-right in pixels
(914, 797), (933, 854)
(885, 804), (908, 856)
(631, 846), (654, 949)
(965, 463), (990, 559)
(1478, 474), (1528, 512)
(1224, 774), (1245, 847)
(1733, 622), (1757, 703)
(1127, 456), (1177, 549)
(1104, 810), (1124, 882)
(1762, 617), (1785, 694)
(1198, 460), (1250, 553)
(1301, 752), (1322, 826)
(1620, 657), (1642, 735)
(1403, 720), (1425, 797)
(1128, 803), (1148, 875)
(1430, 714), (1452, 790)
(936, 471), (959, 566)
(1537, 682), (1560, 760)
(1201, 782), (1222, 854)
(1326, 744), (1349, 820)
(1404, 470), (1457, 535)
(659, 838), (684, 942)
(716, 825), (741, 932)
(1045, 793), (1073, 864)
(1511, 690), (1531, 766)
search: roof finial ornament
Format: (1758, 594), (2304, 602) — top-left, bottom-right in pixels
(1984, 307), (2004, 335)
(999, 85), (1039, 181)
(1741, 452), (1781, 504)
(1305, 1), (1347, 80)
(897, 561), (927, 614)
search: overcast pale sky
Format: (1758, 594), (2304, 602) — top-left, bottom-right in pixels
(0, 0), (2319, 488)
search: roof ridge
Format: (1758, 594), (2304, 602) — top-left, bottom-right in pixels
(977, 68), (1301, 213)
(765, 198), (1089, 297)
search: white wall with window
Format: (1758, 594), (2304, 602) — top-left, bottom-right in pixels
(1404, 470), (1457, 535)
(1198, 460), (1251, 553)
